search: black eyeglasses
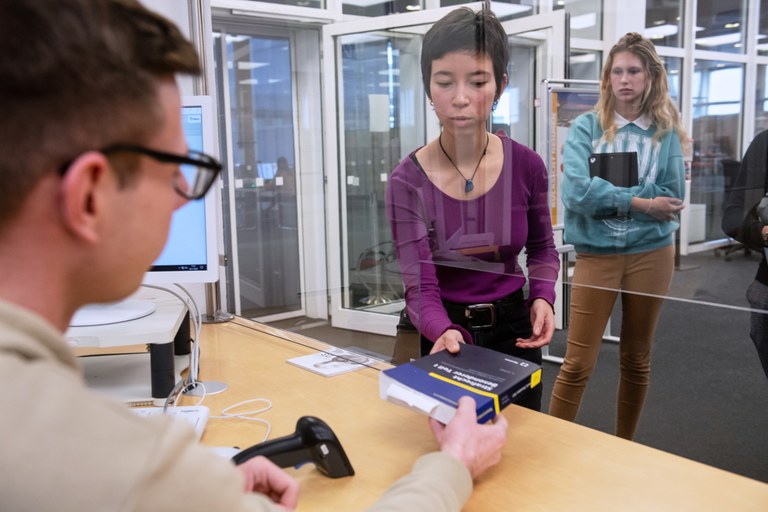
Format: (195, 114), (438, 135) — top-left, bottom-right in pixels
(98, 144), (223, 200)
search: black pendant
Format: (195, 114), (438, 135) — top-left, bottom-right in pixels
(465, 179), (474, 193)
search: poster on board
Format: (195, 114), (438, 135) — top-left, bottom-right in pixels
(548, 88), (599, 225)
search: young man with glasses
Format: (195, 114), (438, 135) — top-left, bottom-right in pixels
(0, 1), (507, 510)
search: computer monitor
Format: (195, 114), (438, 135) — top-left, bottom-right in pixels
(143, 95), (220, 285)
(69, 95), (220, 327)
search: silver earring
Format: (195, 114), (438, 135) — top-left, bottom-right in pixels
(492, 100), (498, 111)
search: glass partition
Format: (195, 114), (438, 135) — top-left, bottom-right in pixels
(401, 248), (768, 480)
(207, 2), (768, 487)
(690, 59), (745, 243)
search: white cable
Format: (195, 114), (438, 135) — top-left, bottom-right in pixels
(142, 284), (202, 388)
(139, 286), (269, 441)
(172, 284), (203, 385)
(210, 398), (273, 442)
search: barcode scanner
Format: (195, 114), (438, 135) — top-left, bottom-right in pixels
(232, 416), (355, 478)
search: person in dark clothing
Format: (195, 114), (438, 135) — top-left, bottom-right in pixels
(722, 129), (768, 381)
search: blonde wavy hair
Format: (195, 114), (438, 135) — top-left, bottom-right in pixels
(596, 32), (688, 149)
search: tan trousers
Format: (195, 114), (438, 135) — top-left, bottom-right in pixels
(549, 244), (675, 440)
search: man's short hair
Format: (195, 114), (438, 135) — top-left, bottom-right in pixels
(0, 0), (201, 229)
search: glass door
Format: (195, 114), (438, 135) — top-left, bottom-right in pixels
(323, 5), (567, 335)
(214, 23), (326, 322)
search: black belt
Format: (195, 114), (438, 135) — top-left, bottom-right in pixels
(443, 289), (525, 330)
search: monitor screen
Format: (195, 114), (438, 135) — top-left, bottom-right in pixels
(143, 95), (220, 285)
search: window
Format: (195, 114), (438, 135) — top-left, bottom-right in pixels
(644, 0), (684, 48)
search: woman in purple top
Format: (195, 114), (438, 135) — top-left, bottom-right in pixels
(385, 7), (560, 410)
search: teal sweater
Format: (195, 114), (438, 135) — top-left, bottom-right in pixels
(561, 112), (685, 254)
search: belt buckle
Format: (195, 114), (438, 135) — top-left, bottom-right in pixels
(465, 303), (496, 329)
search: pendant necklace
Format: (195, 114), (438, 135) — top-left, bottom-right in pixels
(438, 132), (490, 193)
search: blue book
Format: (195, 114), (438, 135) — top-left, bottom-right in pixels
(379, 344), (541, 424)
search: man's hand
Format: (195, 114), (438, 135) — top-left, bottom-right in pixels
(429, 396), (508, 479)
(236, 456), (300, 510)
(431, 328), (466, 354)
(516, 298), (554, 349)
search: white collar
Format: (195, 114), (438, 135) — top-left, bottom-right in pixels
(614, 112), (652, 131)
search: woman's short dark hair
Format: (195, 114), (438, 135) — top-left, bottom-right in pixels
(420, 7), (509, 101)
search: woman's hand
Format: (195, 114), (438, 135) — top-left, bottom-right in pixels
(645, 196), (685, 221)
(431, 328), (466, 354)
(516, 298), (554, 349)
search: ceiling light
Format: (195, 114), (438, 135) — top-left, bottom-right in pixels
(570, 13), (596, 30)
(570, 53), (596, 64)
(237, 62), (269, 71)
(696, 33), (741, 47)
(644, 24), (678, 39)
(343, 0), (394, 7)
(491, 4), (532, 17)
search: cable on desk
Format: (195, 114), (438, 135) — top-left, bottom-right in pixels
(210, 398), (273, 443)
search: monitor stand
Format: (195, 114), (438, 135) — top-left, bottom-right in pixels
(69, 295), (229, 399)
(69, 296), (188, 400)
(70, 299), (157, 327)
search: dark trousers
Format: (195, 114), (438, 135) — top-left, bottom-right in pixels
(747, 279), (768, 381)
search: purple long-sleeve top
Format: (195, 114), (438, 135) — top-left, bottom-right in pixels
(385, 135), (560, 345)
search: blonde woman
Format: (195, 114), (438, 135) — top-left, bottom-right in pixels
(549, 32), (688, 440)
